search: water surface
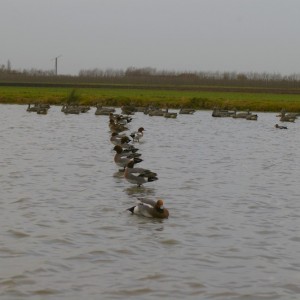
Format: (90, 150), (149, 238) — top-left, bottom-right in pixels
(1, 104), (300, 299)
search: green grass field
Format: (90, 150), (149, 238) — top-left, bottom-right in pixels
(0, 85), (300, 112)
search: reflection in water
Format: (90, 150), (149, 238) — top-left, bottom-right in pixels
(113, 171), (124, 178)
(124, 186), (156, 197)
(1, 105), (300, 300)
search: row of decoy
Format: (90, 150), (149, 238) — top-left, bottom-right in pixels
(212, 107), (258, 120)
(26, 103), (196, 118)
(120, 105), (196, 118)
(108, 110), (170, 219)
(26, 103), (92, 115)
(27, 103), (50, 114)
(212, 107), (300, 129)
(99, 105), (196, 118)
(276, 109), (299, 122)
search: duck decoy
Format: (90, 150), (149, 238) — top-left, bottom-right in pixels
(179, 108), (195, 114)
(246, 114), (258, 120)
(280, 111), (296, 122)
(164, 108), (178, 118)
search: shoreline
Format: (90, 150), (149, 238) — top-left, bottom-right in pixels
(1, 84), (300, 112)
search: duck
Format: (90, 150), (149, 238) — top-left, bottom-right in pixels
(121, 105), (136, 115)
(113, 145), (142, 171)
(119, 136), (139, 153)
(232, 109), (252, 119)
(246, 114), (258, 121)
(27, 103), (39, 112)
(127, 198), (169, 219)
(164, 112), (177, 118)
(95, 105), (115, 115)
(109, 119), (129, 133)
(109, 112), (132, 124)
(130, 127), (145, 142)
(275, 124), (288, 129)
(279, 111), (296, 123)
(124, 160), (158, 187)
(110, 133), (131, 146)
(148, 109), (165, 117)
(36, 107), (48, 115)
(163, 108), (178, 118)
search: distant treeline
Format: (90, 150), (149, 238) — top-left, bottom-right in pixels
(1, 66), (300, 89)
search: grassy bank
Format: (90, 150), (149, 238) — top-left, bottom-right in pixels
(0, 85), (300, 112)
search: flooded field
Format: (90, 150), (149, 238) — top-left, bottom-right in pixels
(1, 104), (300, 299)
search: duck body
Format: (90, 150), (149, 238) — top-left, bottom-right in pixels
(109, 119), (129, 133)
(232, 109), (252, 119)
(124, 161), (158, 186)
(275, 124), (288, 129)
(95, 105), (115, 115)
(113, 145), (142, 170)
(279, 111), (296, 122)
(130, 127), (145, 142)
(212, 107), (235, 117)
(110, 133), (132, 146)
(127, 199), (169, 219)
(246, 114), (258, 121)
(164, 112), (178, 118)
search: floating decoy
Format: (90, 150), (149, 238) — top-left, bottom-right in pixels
(232, 109), (252, 119)
(179, 108), (196, 114)
(163, 108), (177, 118)
(280, 111), (296, 122)
(95, 105), (116, 115)
(246, 114), (258, 121)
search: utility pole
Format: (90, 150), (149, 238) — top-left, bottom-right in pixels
(53, 55), (62, 75)
(7, 60), (11, 71)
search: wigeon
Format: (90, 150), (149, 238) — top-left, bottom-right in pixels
(124, 160), (158, 187)
(113, 145), (142, 171)
(109, 119), (129, 133)
(130, 127), (145, 142)
(275, 124), (288, 129)
(127, 198), (169, 219)
(110, 133), (132, 146)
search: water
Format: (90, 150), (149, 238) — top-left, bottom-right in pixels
(1, 104), (300, 299)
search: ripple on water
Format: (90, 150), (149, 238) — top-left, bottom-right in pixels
(1, 107), (300, 300)
(7, 230), (31, 238)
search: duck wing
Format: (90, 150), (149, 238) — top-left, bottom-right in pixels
(137, 198), (156, 207)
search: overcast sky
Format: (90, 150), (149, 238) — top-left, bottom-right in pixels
(1, 0), (300, 75)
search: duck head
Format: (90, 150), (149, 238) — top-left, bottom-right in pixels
(113, 145), (123, 154)
(126, 160), (135, 168)
(155, 199), (169, 218)
(156, 199), (164, 211)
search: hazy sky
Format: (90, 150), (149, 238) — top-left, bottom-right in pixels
(1, 0), (300, 75)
